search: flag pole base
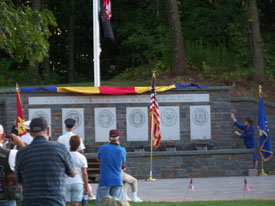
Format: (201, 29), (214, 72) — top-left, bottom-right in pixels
(259, 169), (268, 176)
(146, 176), (156, 182)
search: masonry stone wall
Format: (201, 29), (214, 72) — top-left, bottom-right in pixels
(86, 149), (254, 179)
(0, 87), (274, 178)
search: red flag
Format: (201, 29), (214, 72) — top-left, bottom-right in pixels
(100, 0), (115, 41)
(150, 73), (161, 147)
(103, 0), (112, 20)
(15, 84), (26, 136)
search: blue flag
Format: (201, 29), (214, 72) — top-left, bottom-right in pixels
(258, 98), (273, 161)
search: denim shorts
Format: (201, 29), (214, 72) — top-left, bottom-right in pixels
(96, 186), (124, 203)
(65, 183), (83, 202)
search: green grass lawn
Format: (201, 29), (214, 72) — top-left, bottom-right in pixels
(88, 200), (275, 206)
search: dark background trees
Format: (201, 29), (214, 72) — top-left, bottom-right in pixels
(0, 0), (275, 86)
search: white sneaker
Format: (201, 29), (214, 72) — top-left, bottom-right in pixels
(88, 196), (96, 200)
(125, 195), (131, 201)
(132, 197), (143, 202)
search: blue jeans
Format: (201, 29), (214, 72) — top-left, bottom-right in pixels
(96, 186), (124, 202)
(0, 200), (16, 206)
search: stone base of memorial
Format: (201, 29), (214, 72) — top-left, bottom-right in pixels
(85, 149), (255, 179)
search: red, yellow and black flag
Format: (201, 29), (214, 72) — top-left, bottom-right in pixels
(15, 84), (26, 136)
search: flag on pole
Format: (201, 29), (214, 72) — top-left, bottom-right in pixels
(15, 84), (26, 136)
(258, 97), (273, 161)
(100, 0), (115, 41)
(188, 179), (195, 191)
(150, 73), (161, 147)
(243, 178), (250, 192)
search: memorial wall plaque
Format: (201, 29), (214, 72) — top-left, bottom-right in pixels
(95, 107), (116, 142)
(190, 105), (211, 140)
(62, 108), (85, 140)
(126, 107), (148, 141)
(159, 106), (180, 140)
(29, 108), (52, 136)
(29, 93), (209, 105)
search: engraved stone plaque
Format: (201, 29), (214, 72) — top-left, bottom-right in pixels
(159, 106), (180, 140)
(95, 108), (116, 142)
(190, 105), (211, 140)
(126, 107), (148, 141)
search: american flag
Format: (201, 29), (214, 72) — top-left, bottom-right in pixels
(243, 178), (250, 193)
(188, 179), (195, 191)
(150, 73), (161, 147)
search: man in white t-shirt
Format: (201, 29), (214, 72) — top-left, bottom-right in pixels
(57, 119), (85, 153)
(21, 120), (33, 145)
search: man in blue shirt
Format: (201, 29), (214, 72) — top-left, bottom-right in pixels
(16, 118), (76, 206)
(96, 129), (126, 203)
(231, 113), (258, 169)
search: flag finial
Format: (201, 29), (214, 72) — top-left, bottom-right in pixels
(259, 85), (262, 94)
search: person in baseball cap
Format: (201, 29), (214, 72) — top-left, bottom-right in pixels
(30, 118), (49, 134)
(96, 129), (126, 202)
(15, 117), (76, 206)
(109, 129), (120, 141)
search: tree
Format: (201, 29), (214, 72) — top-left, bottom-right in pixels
(30, 0), (42, 84)
(248, 0), (264, 82)
(40, 0), (51, 80)
(0, 0), (56, 64)
(166, 0), (186, 75)
(68, 0), (75, 83)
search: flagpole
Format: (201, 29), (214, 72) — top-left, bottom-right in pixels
(93, 0), (101, 87)
(146, 115), (156, 181)
(258, 85), (268, 176)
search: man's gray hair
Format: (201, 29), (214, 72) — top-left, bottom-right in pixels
(109, 136), (119, 141)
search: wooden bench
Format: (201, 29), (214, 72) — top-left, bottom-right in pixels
(87, 157), (100, 183)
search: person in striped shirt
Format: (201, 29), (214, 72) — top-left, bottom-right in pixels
(16, 118), (76, 206)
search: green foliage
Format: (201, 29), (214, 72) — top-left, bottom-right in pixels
(0, 0), (57, 64)
(0, 0), (275, 85)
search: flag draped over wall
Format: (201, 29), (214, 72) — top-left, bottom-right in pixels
(15, 85), (26, 136)
(150, 74), (161, 147)
(258, 97), (273, 161)
(100, 0), (115, 41)
(20, 84), (206, 95)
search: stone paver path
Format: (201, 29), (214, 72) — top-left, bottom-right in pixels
(92, 176), (275, 201)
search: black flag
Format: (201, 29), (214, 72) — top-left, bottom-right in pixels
(100, 0), (115, 42)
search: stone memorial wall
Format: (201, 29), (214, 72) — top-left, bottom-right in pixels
(0, 86), (274, 178)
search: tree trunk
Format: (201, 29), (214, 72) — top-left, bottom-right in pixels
(68, 0), (75, 83)
(248, 0), (264, 82)
(40, 0), (51, 80)
(30, 0), (41, 84)
(166, 0), (186, 75)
